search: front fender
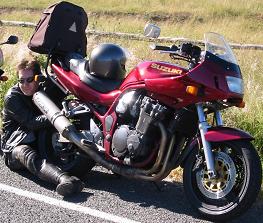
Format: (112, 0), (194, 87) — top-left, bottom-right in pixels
(180, 127), (253, 168)
(205, 126), (254, 142)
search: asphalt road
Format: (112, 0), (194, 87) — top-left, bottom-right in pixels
(0, 158), (262, 223)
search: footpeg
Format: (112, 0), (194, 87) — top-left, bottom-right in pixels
(81, 139), (92, 146)
(80, 130), (94, 146)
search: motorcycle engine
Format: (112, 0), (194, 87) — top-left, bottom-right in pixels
(112, 91), (167, 162)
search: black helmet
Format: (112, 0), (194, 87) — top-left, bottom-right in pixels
(89, 43), (127, 80)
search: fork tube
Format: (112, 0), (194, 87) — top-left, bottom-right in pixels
(196, 103), (216, 178)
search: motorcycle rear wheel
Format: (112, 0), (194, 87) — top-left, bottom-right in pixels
(38, 128), (95, 178)
(183, 140), (262, 221)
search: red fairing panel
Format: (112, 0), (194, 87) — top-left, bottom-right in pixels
(120, 61), (193, 107)
(205, 127), (254, 142)
(120, 60), (239, 109)
(120, 61), (187, 89)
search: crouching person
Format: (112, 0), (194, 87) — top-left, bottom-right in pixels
(0, 58), (84, 196)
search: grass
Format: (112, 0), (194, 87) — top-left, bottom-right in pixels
(0, 0), (262, 15)
(224, 49), (263, 157)
(0, 0), (262, 43)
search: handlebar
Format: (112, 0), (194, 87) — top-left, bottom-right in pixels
(150, 44), (178, 52)
(150, 42), (202, 65)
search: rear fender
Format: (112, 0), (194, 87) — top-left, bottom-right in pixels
(205, 126), (254, 142)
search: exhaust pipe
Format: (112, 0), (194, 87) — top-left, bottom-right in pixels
(33, 91), (173, 181)
(33, 91), (73, 135)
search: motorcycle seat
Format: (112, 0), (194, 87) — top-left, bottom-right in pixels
(79, 71), (123, 93)
(65, 53), (123, 93)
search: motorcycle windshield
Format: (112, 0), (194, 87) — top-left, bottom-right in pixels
(204, 32), (238, 65)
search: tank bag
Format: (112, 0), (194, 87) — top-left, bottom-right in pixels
(28, 1), (88, 57)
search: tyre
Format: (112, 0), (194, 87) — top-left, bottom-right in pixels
(38, 128), (95, 178)
(183, 140), (262, 221)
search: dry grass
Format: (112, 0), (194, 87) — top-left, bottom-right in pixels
(167, 167), (183, 182)
(0, 0), (262, 43)
(0, 0), (262, 16)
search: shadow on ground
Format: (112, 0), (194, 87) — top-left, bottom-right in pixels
(11, 164), (263, 223)
(84, 167), (263, 223)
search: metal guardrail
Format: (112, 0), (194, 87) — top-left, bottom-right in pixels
(1, 20), (263, 50)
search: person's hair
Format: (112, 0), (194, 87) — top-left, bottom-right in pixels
(16, 59), (41, 77)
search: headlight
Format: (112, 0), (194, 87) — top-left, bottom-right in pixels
(226, 76), (244, 94)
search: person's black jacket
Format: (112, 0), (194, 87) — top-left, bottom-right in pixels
(0, 84), (50, 153)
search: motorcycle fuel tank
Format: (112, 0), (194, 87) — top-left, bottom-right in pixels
(121, 61), (187, 87)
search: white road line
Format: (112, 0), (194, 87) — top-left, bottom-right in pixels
(0, 183), (140, 223)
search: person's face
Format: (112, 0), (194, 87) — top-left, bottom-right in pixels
(18, 69), (39, 96)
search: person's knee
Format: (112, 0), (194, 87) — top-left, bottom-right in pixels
(12, 144), (39, 174)
(12, 144), (35, 158)
(3, 151), (25, 171)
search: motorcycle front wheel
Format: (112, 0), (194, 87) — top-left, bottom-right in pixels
(38, 128), (96, 178)
(183, 140), (262, 221)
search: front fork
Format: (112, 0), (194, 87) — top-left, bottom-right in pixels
(196, 103), (223, 179)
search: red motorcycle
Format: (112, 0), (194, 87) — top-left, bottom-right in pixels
(33, 24), (262, 220)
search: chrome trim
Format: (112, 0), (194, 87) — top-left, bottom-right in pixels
(196, 103), (216, 178)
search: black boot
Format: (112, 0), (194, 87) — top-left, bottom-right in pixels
(12, 145), (85, 196)
(39, 160), (85, 196)
(56, 174), (85, 196)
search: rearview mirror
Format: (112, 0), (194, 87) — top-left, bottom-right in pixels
(6, 35), (18, 44)
(144, 23), (161, 38)
(0, 35), (18, 46)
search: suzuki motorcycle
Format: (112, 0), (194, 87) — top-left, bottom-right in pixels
(32, 24), (262, 220)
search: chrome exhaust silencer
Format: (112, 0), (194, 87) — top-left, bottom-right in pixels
(33, 91), (73, 135)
